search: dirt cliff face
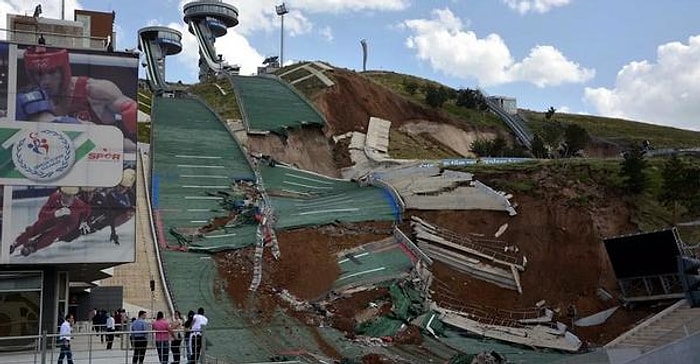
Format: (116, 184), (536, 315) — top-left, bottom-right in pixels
(217, 70), (668, 353)
(215, 165), (660, 348)
(313, 69), (474, 135)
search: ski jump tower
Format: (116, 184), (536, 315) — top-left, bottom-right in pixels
(138, 26), (183, 91)
(183, 0), (239, 81)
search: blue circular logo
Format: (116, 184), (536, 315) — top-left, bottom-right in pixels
(12, 129), (75, 182)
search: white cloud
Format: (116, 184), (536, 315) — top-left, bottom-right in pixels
(584, 35), (700, 131)
(318, 26), (334, 43)
(402, 8), (594, 87)
(502, 0), (572, 14)
(179, 0), (406, 36)
(291, 0), (409, 14)
(509, 45), (594, 87)
(165, 21), (264, 79)
(0, 0), (83, 34)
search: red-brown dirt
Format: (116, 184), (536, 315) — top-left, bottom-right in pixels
(314, 69), (494, 136)
(215, 167), (662, 348)
(213, 68), (672, 356)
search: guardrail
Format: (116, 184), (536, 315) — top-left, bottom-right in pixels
(485, 98), (533, 150)
(0, 27), (110, 51)
(0, 328), (205, 364)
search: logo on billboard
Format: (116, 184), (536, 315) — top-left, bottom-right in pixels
(88, 148), (122, 162)
(12, 129), (76, 182)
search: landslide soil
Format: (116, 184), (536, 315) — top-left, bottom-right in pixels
(411, 165), (664, 345)
(213, 69), (665, 354)
(214, 165), (662, 350)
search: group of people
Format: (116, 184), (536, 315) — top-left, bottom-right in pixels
(130, 308), (208, 364)
(9, 168), (136, 257)
(88, 308), (128, 349)
(56, 307), (208, 364)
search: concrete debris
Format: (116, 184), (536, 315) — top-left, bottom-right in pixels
(471, 351), (508, 364)
(434, 304), (582, 352)
(276, 289), (312, 311)
(351, 336), (390, 347)
(596, 287), (614, 302)
(494, 223), (509, 238)
(412, 217), (525, 293)
(574, 306), (620, 327)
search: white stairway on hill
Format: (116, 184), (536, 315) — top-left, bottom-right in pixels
(606, 300), (700, 352)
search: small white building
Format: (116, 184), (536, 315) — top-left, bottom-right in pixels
(487, 96), (517, 115)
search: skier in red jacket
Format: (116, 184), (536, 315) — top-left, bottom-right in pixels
(10, 186), (91, 256)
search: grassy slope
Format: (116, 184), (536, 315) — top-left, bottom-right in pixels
(361, 71), (700, 150)
(188, 80), (241, 121)
(522, 110), (700, 149)
(362, 71), (504, 128)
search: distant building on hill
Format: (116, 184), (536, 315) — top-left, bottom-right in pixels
(488, 95), (517, 115)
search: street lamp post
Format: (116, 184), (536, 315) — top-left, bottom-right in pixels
(275, 3), (289, 67)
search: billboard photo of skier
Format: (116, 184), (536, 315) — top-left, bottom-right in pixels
(6, 165), (136, 264)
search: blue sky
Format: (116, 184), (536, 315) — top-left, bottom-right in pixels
(2, 0), (699, 131)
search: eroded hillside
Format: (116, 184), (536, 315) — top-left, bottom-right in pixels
(184, 66), (700, 361)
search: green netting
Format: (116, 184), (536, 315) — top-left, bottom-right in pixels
(438, 330), (570, 363)
(334, 242), (414, 290)
(228, 75), (325, 134)
(151, 97), (257, 252)
(259, 164), (400, 228)
(412, 312), (446, 336)
(389, 283), (425, 321)
(160, 251), (273, 361)
(355, 316), (405, 337)
(446, 353), (477, 364)
(354, 281), (426, 338)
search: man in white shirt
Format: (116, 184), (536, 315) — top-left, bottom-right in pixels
(105, 312), (116, 350)
(58, 313), (74, 364)
(190, 307), (208, 364)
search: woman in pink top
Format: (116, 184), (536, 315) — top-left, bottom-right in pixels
(152, 311), (172, 364)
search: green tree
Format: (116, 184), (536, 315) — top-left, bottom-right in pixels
(491, 136), (508, 157)
(563, 124), (590, 156)
(531, 134), (549, 158)
(137, 123), (151, 143)
(424, 85), (448, 108)
(470, 138), (492, 157)
(539, 121), (565, 150)
(403, 80), (419, 95)
(455, 88), (488, 111)
(545, 106), (556, 120)
(684, 166), (700, 214)
(620, 148), (649, 194)
(660, 155), (688, 221)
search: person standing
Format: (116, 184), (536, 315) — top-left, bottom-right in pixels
(130, 311), (148, 364)
(170, 311), (184, 364)
(97, 309), (107, 343)
(152, 311), (171, 364)
(57, 313), (74, 364)
(189, 307), (208, 364)
(183, 311), (195, 364)
(105, 311), (115, 350)
(113, 309), (122, 337)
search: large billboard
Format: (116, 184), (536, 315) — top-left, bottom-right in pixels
(0, 42), (137, 264)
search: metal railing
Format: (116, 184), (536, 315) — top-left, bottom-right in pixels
(0, 27), (110, 51)
(0, 328), (205, 364)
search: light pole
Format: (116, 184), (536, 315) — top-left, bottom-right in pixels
(360, 39), (368, 72)
(275, 3), (289, 67)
